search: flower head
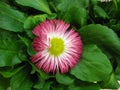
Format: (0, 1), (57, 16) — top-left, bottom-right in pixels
(31, 20), (82, 73)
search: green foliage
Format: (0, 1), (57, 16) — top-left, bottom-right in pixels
(0, 30), (23, 67)
(23, 13), (57, 38)
(79, 24), (120, 55)
(0, 1), (26, 32)
(99, 72), (120, 89)
(0, 65), (24, 78)
(0, 75), (9, 90)
(24, 14), (47, 30)
(115, 57), (120, 80)
(29, 61), (50, 80)
(10, 67), (33, 90)
(69, 81), (101, 90)
(15, 0), (51, 14)
(71, 44), (112, 82)
(56, 73), (74, 85)
(0, 0), (120, 90)
(51, 85), (64, 90)
(116, 65), (120, 80)
(94, 5), (109, 19)
(41, 81), (53, 90)
(56, 0), (88, 26)
(33, 75), (45, 90)
(24, 14), (47, 38)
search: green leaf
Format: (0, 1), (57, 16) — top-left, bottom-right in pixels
(69, 80), (100, 90)
(94, 5), (109, 19)
(52, 85), (64, 90)
(18, 35), (32, 61)
(24, 13), (57, 38)
(24, 14), (47, 30)
(33, 75), (45, 90)
(47, 13), (57, 19)
(18, 48), (28, 61)
(29, 61), (50, 80)
(69, 85), (97, 90)
(18, 35), (36, 56)
(24, 13), (57, 31)
(79, 24), (120, 55)
(115, 57), (120, 80)
(18, 35), (31, 47)
(0, 1), (26, 32)
(62, 7), (87, 26)
(0, 30), (22, 67)
(16, 0), (51, 14)
(91, 0), (98, 5)
(111, 24), (120, 31)
(113, 0), (118, 9)
(57, 0), (89, 11)
(27, 44), (36, 56)
(0, 0), (8, 2)
(0, 65), (24, 78)
(70, 44), (112, 82)
(42, 81), (52, 90)
(69, 84), (100, 90)
(10, 68), (33, 90)
(24, 14), (47, 38)
(56, 73), (74, 85)
(0, 75), (9, 90)
(99, 72), (120, 89)
(57, 0), (88, 26)
(116, 65), (120, 80)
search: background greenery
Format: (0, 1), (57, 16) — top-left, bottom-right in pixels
(0, 0), (120, 90)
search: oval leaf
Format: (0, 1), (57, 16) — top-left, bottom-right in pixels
(56, 73), (74, 85)
(16, 0), (51, 14)
(0, 1), (26, 32)
(69, 83), (100, 90)
(94, 5), (109, 19)
(10, 68), (33, 90)
(57, 0), (88, 26)
(0, 30), (22, 67)
(99, 72), (120, 89)
(79, 24), (120, 55)
(70, 44), (112, 82)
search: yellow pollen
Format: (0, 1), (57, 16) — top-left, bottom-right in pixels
(49, 38), (64, 56)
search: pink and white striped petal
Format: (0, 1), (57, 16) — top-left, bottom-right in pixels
(31, 19), (83, 73)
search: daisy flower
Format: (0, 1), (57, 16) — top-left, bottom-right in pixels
(31, 20), (82, 73)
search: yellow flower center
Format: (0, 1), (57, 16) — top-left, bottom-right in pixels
(49, 38), (64, 56)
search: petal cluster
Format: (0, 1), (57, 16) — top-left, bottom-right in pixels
(31, 20), (82, 73)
